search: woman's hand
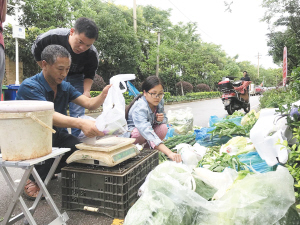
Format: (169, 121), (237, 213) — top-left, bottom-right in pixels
(168, 152), (182, 163)
(156, 113), (164, 122)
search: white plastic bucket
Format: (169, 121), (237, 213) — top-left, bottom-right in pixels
(0, 100), (55, 161)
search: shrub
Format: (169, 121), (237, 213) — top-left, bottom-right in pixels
(195, 83), (211, 92)
(90, 91), (101, 97)
(175, 81), (193, 94)
(91, 74), (106, 91)
(259, 88), (298, 109)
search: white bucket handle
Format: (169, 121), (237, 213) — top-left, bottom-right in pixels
(26, 112), (56, 134)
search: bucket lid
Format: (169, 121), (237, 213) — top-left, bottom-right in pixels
(0, 100), (54, 112)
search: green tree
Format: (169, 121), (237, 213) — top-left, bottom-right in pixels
(262, 0), (300, 70)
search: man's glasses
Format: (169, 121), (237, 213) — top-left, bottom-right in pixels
(147, 92), (164, 99)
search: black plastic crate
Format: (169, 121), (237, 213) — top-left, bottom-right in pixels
(218, 80), (233, 92)
(61, 149), (158, 219)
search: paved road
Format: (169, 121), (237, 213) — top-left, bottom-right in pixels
(165, 95), (260, 127)
(0, 96), (260, 225)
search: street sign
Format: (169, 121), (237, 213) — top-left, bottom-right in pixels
(12, 26), (25, 39)
(283, 46), (287, 86)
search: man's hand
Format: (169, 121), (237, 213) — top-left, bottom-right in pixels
(80, 119), (104, 138)
(156, 113), (164, 122)
(101, 84), (112, 96)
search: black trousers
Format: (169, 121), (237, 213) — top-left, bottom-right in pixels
(30, 129), (80, 181)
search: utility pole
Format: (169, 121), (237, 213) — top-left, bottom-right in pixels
(156, 31), (160, 77)
(8, 3), (25, 85)
(256, 52), (262, 78)
(133, 0), (137, 33)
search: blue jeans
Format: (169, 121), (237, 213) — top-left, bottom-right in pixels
(65, 74), (85, 137)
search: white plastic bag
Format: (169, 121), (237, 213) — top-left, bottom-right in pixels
(250, 108), (289, 166)
(95, 74), (135, 136)
(174, 143), (207, 168)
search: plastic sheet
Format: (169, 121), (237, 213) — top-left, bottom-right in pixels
(238, 152), (277, 173)
(194, 128), (233, 147)
(124, 162), (295, 225)
(165, 124), (175, 140)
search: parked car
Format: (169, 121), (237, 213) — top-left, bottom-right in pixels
(255, 86), (264, 95)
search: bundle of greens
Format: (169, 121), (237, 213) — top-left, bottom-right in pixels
(163, 134), (196, 150)
(241, 109), (260, 134)
(159, 134), (197, 163)
(226, 111), (245, 118)
(208, 121), (247, 138)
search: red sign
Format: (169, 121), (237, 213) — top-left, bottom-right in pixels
(283, 46), (287, 86)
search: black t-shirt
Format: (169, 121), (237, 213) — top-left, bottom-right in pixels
(31, 28), (99, 80)
(241, 76), (250, 81)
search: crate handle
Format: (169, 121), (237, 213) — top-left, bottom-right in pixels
(84, 206), (99, 212)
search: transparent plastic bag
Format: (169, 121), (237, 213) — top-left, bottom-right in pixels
(167, 107), (194, 134)
(124, 162), (295, 225)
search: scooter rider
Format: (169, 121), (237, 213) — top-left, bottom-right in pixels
(241, 71), (250, 81)
(240, 71), (251, 102)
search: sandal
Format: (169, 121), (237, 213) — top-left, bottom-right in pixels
(23, 179), (44, 201)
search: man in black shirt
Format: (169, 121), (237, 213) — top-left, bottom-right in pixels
(241, 71), (250, 81)
(32, 17), (99, 137)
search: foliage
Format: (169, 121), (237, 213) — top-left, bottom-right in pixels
(90, 91), (102, 98)
(166, 92), (220, 103)
(175, 81), (193, 94)
(259, 88), (299, 109)
(262, 0), (300, 70)
(195, 83), (211, 92)
(3, 0), (281, 92)
(91, 74), (106, 91)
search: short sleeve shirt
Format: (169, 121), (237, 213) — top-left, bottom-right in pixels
(31, 28), (98, 80)
(16, 72), (82, 116)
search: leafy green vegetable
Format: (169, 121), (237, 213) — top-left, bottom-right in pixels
(241, 109), (259, 135)
(208, 121), (246, 138)
(199, 150), (249, 172)
(164, 134), (196, 150)
(226, 111), (245, 118)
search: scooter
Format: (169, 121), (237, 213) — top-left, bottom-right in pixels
(218, 79), (251, 115)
